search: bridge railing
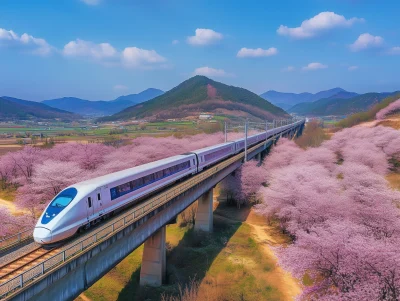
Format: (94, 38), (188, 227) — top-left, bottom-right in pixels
(0, 229), (33, 252)
(0, 120), (304, 299)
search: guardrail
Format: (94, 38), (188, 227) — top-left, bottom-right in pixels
(0, 120), (304, 299)
(0, 229), (33, 252)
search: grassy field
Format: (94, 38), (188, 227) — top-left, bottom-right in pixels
(0, 119), (224, 153)
(76, 199), (300, 301)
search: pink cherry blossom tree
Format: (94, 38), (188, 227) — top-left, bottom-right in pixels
(376, 98), (400, 120)
(256, 126), (400, 300)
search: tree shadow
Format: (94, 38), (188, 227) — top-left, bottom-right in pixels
(116, 198), (251, 301)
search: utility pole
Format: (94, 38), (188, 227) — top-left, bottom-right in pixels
(244, 120), (248, 162)
(224, 121), (227, 143)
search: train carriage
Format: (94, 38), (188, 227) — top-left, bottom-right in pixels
(191, 142), (235, 171)
(34, 154), (197, 244)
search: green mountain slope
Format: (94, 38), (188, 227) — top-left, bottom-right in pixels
(289, 92), (399, 116)
(0, 97), (80, 121)
(99, 76), (288, 122)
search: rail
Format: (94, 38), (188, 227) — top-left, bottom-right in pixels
(0, 120), (304, 299)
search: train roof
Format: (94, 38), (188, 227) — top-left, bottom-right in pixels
(190, 142), (234, 154)
(73, 153), (195, 190)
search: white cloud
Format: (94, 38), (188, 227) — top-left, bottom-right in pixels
(348, 65), (359, 71)
(237, 47), (278, 58)
(80, 0), (100, 5)
(0, 28), (53, 56)
(349, 33), (384, 52)
(172, 40), (179, 45)
(193, 66), (232, 77)
(122, 47), (166, 68)
(187, 28), (223, 46)
(388, 46), (400, 55)
(277, 12), (363, 39)
(114, 84), (128, 91)
(282, 66), (295, 72)
(63, 40), (166, 69)
(63, 39), (117, 59)
(302, 62), (328, 71)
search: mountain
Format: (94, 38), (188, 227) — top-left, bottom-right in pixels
(112, 88), (164, 103)
(42, 97), (134, 116)
(260, 88), (355, 109)
(98, 76), (288, 122)
(288, 91), (359, 115)
(42, 88), (164, 116)
(289, 92), (400, 116)
(0, 97), (80, 121)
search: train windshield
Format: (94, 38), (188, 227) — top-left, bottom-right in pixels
(50, 188), (78, 208)
(41, 188), (78, 224)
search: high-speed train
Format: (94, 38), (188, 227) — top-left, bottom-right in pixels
(33, 121), (303, 244)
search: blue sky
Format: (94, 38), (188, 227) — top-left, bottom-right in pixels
(0, 0), (399, 101)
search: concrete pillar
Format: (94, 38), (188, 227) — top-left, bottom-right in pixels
(195, 189), (213, 232)
(140, 226), (166, 286)
(255, 152), (262, 164)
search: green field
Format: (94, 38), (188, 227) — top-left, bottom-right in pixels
(0, 119), (225, 151)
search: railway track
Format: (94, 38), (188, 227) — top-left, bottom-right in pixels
(0, 247), (59, 284)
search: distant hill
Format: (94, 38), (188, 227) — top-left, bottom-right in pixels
(0, 97), (80, 121)
(113, 88), (164, 104)
(260, 88), (356, 110)
(42, 88), (164, 116)
(289, 92), (400, 116)
(98, 76), (288, 122)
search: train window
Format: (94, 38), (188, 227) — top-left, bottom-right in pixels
(155, 170), (163, 180)
(88, 197), (92, 208)
(97, 193), (101, 201)
(110, 160), (190, 201)
(143, 173), (154, 185)
(204, 146), (231, 162)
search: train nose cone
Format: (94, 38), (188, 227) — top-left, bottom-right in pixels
(33, 227), (52, 244)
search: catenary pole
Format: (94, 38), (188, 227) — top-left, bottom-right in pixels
(244, 120), (248, 162)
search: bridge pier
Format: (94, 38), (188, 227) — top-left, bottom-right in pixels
(139, 226), (166, 286)
(194, 189), (213, 232)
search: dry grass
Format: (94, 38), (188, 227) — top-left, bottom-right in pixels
(295, 120), (329, 149)
(377, 115), (400, 130)
(0, 186), (17, 202)
(177, 202), (198, 227)
(387, 173), (400, 190)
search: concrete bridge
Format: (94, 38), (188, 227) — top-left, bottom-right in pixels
(1, 120), (305, 301)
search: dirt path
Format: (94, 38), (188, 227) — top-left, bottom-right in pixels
(0, 198), (28, 215)
(77, 294), (92, 301)
(250, 222), (302, 300)
(0, 198), (19, 214)
(356, 120), (380, 128)
(357, 117), (400, 128)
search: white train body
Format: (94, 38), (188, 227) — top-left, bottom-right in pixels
(34, 121), (302, 244)
(34, 154), (196, 244)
